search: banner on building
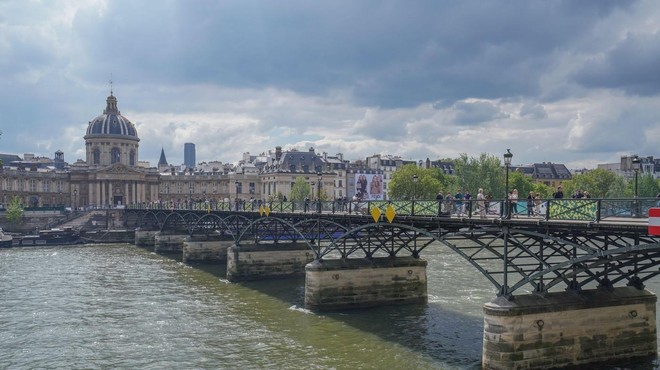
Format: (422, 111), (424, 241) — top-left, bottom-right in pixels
(355, 173), (384, 201)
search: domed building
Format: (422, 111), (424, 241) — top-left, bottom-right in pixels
(85, 93), (140, 167)
(69, 91), (160, 208)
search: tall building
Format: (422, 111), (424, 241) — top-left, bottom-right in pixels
(184, 143), (196, 168)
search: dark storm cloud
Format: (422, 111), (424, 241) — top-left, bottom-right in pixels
(452, 101), (508, 125)
(69, 0), (633, 108)
(574, 32), (660, 96)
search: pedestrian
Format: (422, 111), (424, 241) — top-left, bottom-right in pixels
(454, 190), (465, 216)
(477, 188), (486, 219)
(436, 191), (444, 214)
(510, 189), (519, 218)
(553, 186), (564, 199)
(527, 191), (534, 217)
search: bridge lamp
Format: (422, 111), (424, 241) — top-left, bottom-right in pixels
(412, 174), (418, 201)
(73, 188), (77, 211)
(632, 155), (641, 218)
(632, 156), (641, 198)
(317, 172), (322, 213)
(503, 149), (513, 219)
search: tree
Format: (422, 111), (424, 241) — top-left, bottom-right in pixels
(289, 177), (312, 202)
(453, 153), (505, 199)
(567, 169), (625, 198)
(6, 196), (24, 224)
(508, 170), (535, 199)
(388, 164), (445, 200)
(629, 174), (660, 198)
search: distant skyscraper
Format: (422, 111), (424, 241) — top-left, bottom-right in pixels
(184, 143), (196, 168)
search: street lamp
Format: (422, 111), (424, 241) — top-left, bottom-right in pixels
(632, 155), (641, 218)
(317, 172), (322, 213)
(235, 181), (240, 211)
(73, 188), (77, 212)
(189, 184), (193, 210)
(412, 174), (418, 200)
(503, 149), (513, 219)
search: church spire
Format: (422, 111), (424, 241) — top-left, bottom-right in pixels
(158, 147), (168, 166)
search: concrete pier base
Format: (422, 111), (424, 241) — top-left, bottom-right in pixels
(135, 230), (158, 248)
(304, 257), (427, 311)
(154, 233), (188, 253)
(183, 239), (232, 263)
(227, 243), (315, 282)
(482, 287), (657, 370)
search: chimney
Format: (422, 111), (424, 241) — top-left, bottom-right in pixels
(275, 146), (282, 161)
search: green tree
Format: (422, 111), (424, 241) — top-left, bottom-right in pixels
(388, 164), (445, 200)
(633, 174), (660, 198)
(568, 168), (625, 198)
(7, 196), (24, 224)
(453, 153), (505, 199)
(508, 170), (535, 199)
(289, 177), (312, 202)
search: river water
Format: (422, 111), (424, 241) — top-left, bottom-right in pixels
(1, 244), (658, 370)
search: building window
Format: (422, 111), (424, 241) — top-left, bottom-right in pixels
(93, 149), (101, 164)
(30, 179), (37, 192)
(129, 150), (136, 166)
(42, 180), (50, 193)
(111, 147), (121, 164)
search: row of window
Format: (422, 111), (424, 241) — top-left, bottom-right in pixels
(92, 148), (136, 165)
(0, 178), (65, 193)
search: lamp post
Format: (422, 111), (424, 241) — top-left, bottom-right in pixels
(73, 188), (77, 212)
(412, 174), (418, 215)
(632, 155), (641, 218)
(188, 184), (193, 210)
(503, 149), (513, 219)
(235, 181), (240, 211)
(412, 174), (419, 200)
(317, 172), (322, 213)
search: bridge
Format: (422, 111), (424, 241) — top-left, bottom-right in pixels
(123, 197), (660, 370)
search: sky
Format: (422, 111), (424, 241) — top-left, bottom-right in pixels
(1, 0), (660, 170)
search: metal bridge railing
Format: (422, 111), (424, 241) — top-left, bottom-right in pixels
(125, 197), (657, 222)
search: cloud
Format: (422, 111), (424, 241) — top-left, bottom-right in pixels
(451, 101), (509, 125)
(574, 32), (660, 95)
(1, 0), (660, 171)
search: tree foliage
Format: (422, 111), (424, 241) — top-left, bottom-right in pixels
(289, 177), (312, 202)
(453, 153), (505, 199)
(7, 196), (24, 224)
(388, 164), (448, 200)
(564, 168), (627, 198)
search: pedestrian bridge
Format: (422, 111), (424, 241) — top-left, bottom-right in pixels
(124, 197), (660, 370)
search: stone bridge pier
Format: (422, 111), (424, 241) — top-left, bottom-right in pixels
(482, 287), (657, 369)
(304, 256), (428, 311)
(227, 243), (316, 282)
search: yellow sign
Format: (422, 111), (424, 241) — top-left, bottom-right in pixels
(264, 206), (271, 217)
(259, 205), (264, 216)
(371, 206), (382, 223)
(385, 204), (396, 223)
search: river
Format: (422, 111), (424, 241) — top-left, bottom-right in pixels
(0, 244), (658, 369)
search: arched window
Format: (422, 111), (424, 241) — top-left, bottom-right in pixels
(129, 150), (135, 166)
(111, 148), (121, 164)
(93, 149), (101, 165)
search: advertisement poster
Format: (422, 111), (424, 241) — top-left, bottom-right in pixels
(355, 173), (383, 200)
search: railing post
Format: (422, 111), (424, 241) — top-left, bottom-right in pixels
(596, 199), (602, 222)
(545, 199), (551, 221)
(468, 200), (473, 219)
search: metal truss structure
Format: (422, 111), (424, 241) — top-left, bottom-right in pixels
(124, 209), (660, 297)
